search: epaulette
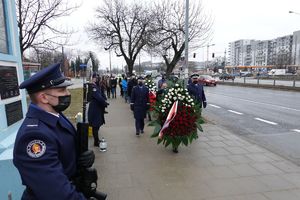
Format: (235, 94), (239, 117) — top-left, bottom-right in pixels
(25, 118), (39, 127)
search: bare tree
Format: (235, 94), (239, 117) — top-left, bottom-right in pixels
(147, 0), (213, 75)
(16, 0), (78, 59)
(87, 0), (154, 75)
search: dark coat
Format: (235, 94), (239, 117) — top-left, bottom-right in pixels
(127, 78), (137, 97)
(131, 85), (149, 119)
(187, 83), (206, 105)
(88, 83), (108, 128)
(13, 104), (85, 200)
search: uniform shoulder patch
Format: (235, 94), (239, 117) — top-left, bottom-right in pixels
(26, 140), (46, 158)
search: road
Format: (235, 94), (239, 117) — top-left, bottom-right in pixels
(220, 77), (300, 87)
(203, 84), (300, 165)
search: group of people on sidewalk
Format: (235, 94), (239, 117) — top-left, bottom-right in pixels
(12, 62), (207, 199)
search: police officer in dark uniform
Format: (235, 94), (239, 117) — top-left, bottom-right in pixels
(88, 74), (109, 147)
(130, 76), (150, 136)
(13, 63), (93, 200)
(187, 74), (207, 108)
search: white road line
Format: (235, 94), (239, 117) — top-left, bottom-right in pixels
(255, 118), (278, 125)
(207, 92), (300, 112)
(228, 110), (243, 115)
(292, 129), (300, 133)
(209, 104), (221, 108)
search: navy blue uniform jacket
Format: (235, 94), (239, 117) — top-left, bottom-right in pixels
(13, 103), (85, 200)
(88, 83), (108, 127)
(187, 83), (206, 105)
(131, 85), (149, 119)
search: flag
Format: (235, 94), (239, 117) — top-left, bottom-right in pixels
(149, 90), (156, 98)
(158, 101), (178, 139)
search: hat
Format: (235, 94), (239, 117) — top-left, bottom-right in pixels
(190, 74), (199, 79)
(137, 76), (144, 80)
(19, 63), (72, 94)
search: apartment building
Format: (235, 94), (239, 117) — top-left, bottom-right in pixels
(228, 32), (296, 67)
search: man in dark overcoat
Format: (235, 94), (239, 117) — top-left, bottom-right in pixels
(88, 74), (109, 146)
(130, 76), (150, 136)
(187, 74), (207, 108)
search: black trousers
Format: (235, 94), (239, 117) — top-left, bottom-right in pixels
(135, 118), (144, 133)
(92, 126), (100, 145)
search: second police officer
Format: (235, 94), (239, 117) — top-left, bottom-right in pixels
(187, 74), (207, 108)
(88, 73), (109, 147)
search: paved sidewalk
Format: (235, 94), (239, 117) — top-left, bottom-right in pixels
(92, 96), (300, 200)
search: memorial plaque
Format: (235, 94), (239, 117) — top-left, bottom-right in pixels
(0, 66), (20, 99)
(5, 100), (23, 126)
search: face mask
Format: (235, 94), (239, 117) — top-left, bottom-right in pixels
(46, 94), (71, 112)
(138, 82), (143, 86)
(192, 80), (198, 84)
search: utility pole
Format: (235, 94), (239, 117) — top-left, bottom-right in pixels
(184, 0), (189, 80)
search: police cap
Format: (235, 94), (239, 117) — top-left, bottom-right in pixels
(190, 73), (199, 79)
(137, 76), (144, 80)
(19, 63), (72, 94)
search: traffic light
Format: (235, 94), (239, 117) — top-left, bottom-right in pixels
(212, 53), (215, 58)
(193, 53), (196, 58)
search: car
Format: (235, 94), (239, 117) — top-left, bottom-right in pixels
(198, 75), (217, 86)
(219, 73), (235, 80)
(240, 72), (253, 77)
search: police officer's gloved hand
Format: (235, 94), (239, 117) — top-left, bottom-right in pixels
(78, 150), (95, 168)
(146, 103), (150, 110)
(203, 101), (207, 108)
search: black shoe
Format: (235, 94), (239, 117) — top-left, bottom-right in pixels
(140, 130), (144, 134)
(136, 132), (140, 136)
(104, 110), (108, 114)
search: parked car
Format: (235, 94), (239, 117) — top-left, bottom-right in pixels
(219, 73), (235, 80)
(198, 75), (217, 86)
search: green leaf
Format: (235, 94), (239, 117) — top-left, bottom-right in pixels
(196, 123), (203, 132)
(182, 136), (188, 146)
(165, 137), (172, 147)
(151, 132), (159, 138)
(154, 125), (161, 134)
(148, 120), (161, 127)
(157, 138), (163, 144)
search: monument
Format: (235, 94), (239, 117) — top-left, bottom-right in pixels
(0, 0), (27, 198)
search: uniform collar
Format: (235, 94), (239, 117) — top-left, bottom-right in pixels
(27, 103), (59, 128)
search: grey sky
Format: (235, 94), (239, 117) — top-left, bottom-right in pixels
(62, 0), (300, 70)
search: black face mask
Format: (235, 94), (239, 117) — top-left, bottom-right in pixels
(138, 82), (143, 86)
(192, 80), (198, 84)
(46, 94), (71, 112)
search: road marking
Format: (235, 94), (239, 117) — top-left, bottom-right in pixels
(291, 129), (300, 133)
(255, 118), (278, 125)
(209, 104), (221, 108)
(207, 92), (300, 112)
(228, 110), (243, 115)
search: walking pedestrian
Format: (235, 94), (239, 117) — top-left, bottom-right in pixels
(130, 76), (150, 136)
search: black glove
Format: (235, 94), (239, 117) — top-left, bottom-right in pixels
(146, 103), (150, 110)
(203, 101), (207, 108)
(78, 150), (95, 168)
(130, 104), (134, 111)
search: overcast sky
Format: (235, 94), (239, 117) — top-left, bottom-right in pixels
(61, 0), (300, 70)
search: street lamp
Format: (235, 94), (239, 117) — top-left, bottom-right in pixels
(184, 0), (189, 81)
(104, 47), (112, 74)
(289, 10), (300, 15)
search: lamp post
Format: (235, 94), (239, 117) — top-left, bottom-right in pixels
(184, 0), (189, 81)
(104, 48), (112, 74)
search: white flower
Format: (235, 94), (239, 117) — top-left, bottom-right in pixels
(175, 84), (179, 87)
(162, 109), (165, 112)
(173, 97), (177, 100)
(191, 102), (194, 106)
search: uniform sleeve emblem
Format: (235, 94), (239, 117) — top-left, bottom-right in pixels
(26, 140), (46, 158)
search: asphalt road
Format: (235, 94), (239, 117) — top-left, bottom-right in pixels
(203, 84), (300, 165)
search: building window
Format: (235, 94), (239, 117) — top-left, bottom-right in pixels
(0, 0), (8, 54)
